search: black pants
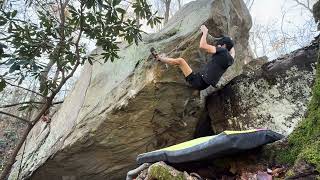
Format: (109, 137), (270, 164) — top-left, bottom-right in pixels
(185, 72), (210, 90)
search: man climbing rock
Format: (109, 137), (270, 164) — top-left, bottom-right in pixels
(151, 25), (235, 90)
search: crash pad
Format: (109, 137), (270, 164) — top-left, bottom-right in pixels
(137, 129), (283, 164)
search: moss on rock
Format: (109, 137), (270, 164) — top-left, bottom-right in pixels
(276, 49), (320, 172)
(147, 162), (185, 180)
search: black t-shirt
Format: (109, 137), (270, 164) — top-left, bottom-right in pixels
(199, 47), (234, 86)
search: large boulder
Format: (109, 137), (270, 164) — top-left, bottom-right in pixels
(8, 0), (252, 179)
(206, 40), (319, 135)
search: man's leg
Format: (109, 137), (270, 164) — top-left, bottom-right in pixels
(157, 56), (193, 77)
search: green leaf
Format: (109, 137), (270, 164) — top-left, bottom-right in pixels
(0, 17), (7, 26)
(112, 0), (121, 6)
(8, 22), (12, 32)
(0, 0), (159, 88)
(88, 57), (93, 65)
(102, 53), (110, 63)
(39, 84), (49, 96)
(116, 8), (126, 14)
(9, 63), (20, 73)
(5, 59), (15, 65)
(18, 75), (25, 85)
(11, 10), (18, 18)
(86, 0), (95, 8)
(0, 79), (6, 92)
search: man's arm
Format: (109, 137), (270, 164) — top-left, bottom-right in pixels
(230, 47), (235, 58)
(199, 25), (216, 54)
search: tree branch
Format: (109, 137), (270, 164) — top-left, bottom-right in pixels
(51, 3), (84, 98)
(5, 81), (46, 98)
(248, 0), (255, 10)
(52, 68), (60, 85)
(39, 58), (55, 94)
(293, 0), (312, 13)
(0, 124), (32, 180)
(0, 100), (63, 108)
(0, 110), (31, 124)
(49, 1), (84, 100)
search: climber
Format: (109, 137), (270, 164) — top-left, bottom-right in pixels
(151, 25), (235, 90)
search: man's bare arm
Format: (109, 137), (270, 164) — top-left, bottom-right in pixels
(230, 47), (235, 58)
(199, 25), (216, 54)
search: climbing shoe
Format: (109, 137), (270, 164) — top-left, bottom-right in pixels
(150, 47), (159, 60)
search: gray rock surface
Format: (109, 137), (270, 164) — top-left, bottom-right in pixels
(206, 42), (318, 135)
(9, 0), (252, 179)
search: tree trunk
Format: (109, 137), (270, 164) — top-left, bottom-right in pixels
(39, 58), (55, 94)
(135, 0), (140, 44)
(0, 124), (32, 180)
(177, 0), (182, 9)
(164, 0), (171, 24)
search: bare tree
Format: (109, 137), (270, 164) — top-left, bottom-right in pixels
(245, 0), (255, 10)
(293, 0), (313, 13)
(162, 0), (171, 24)
(149, 0), (184, 29)
(177, 0), (182, 9)
(248, 0), (317, 59)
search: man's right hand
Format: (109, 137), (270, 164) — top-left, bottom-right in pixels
(200, 25), (208, 34)
(199, 25), (216, 54)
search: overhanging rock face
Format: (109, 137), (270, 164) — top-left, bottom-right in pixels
(9, 0), (252, 179)
(207, 41), (318, 136)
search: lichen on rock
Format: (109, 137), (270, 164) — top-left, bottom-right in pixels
(276, 44), (320, 175)
(206, 43), (318, 136)
(147, 162), (185, 180)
